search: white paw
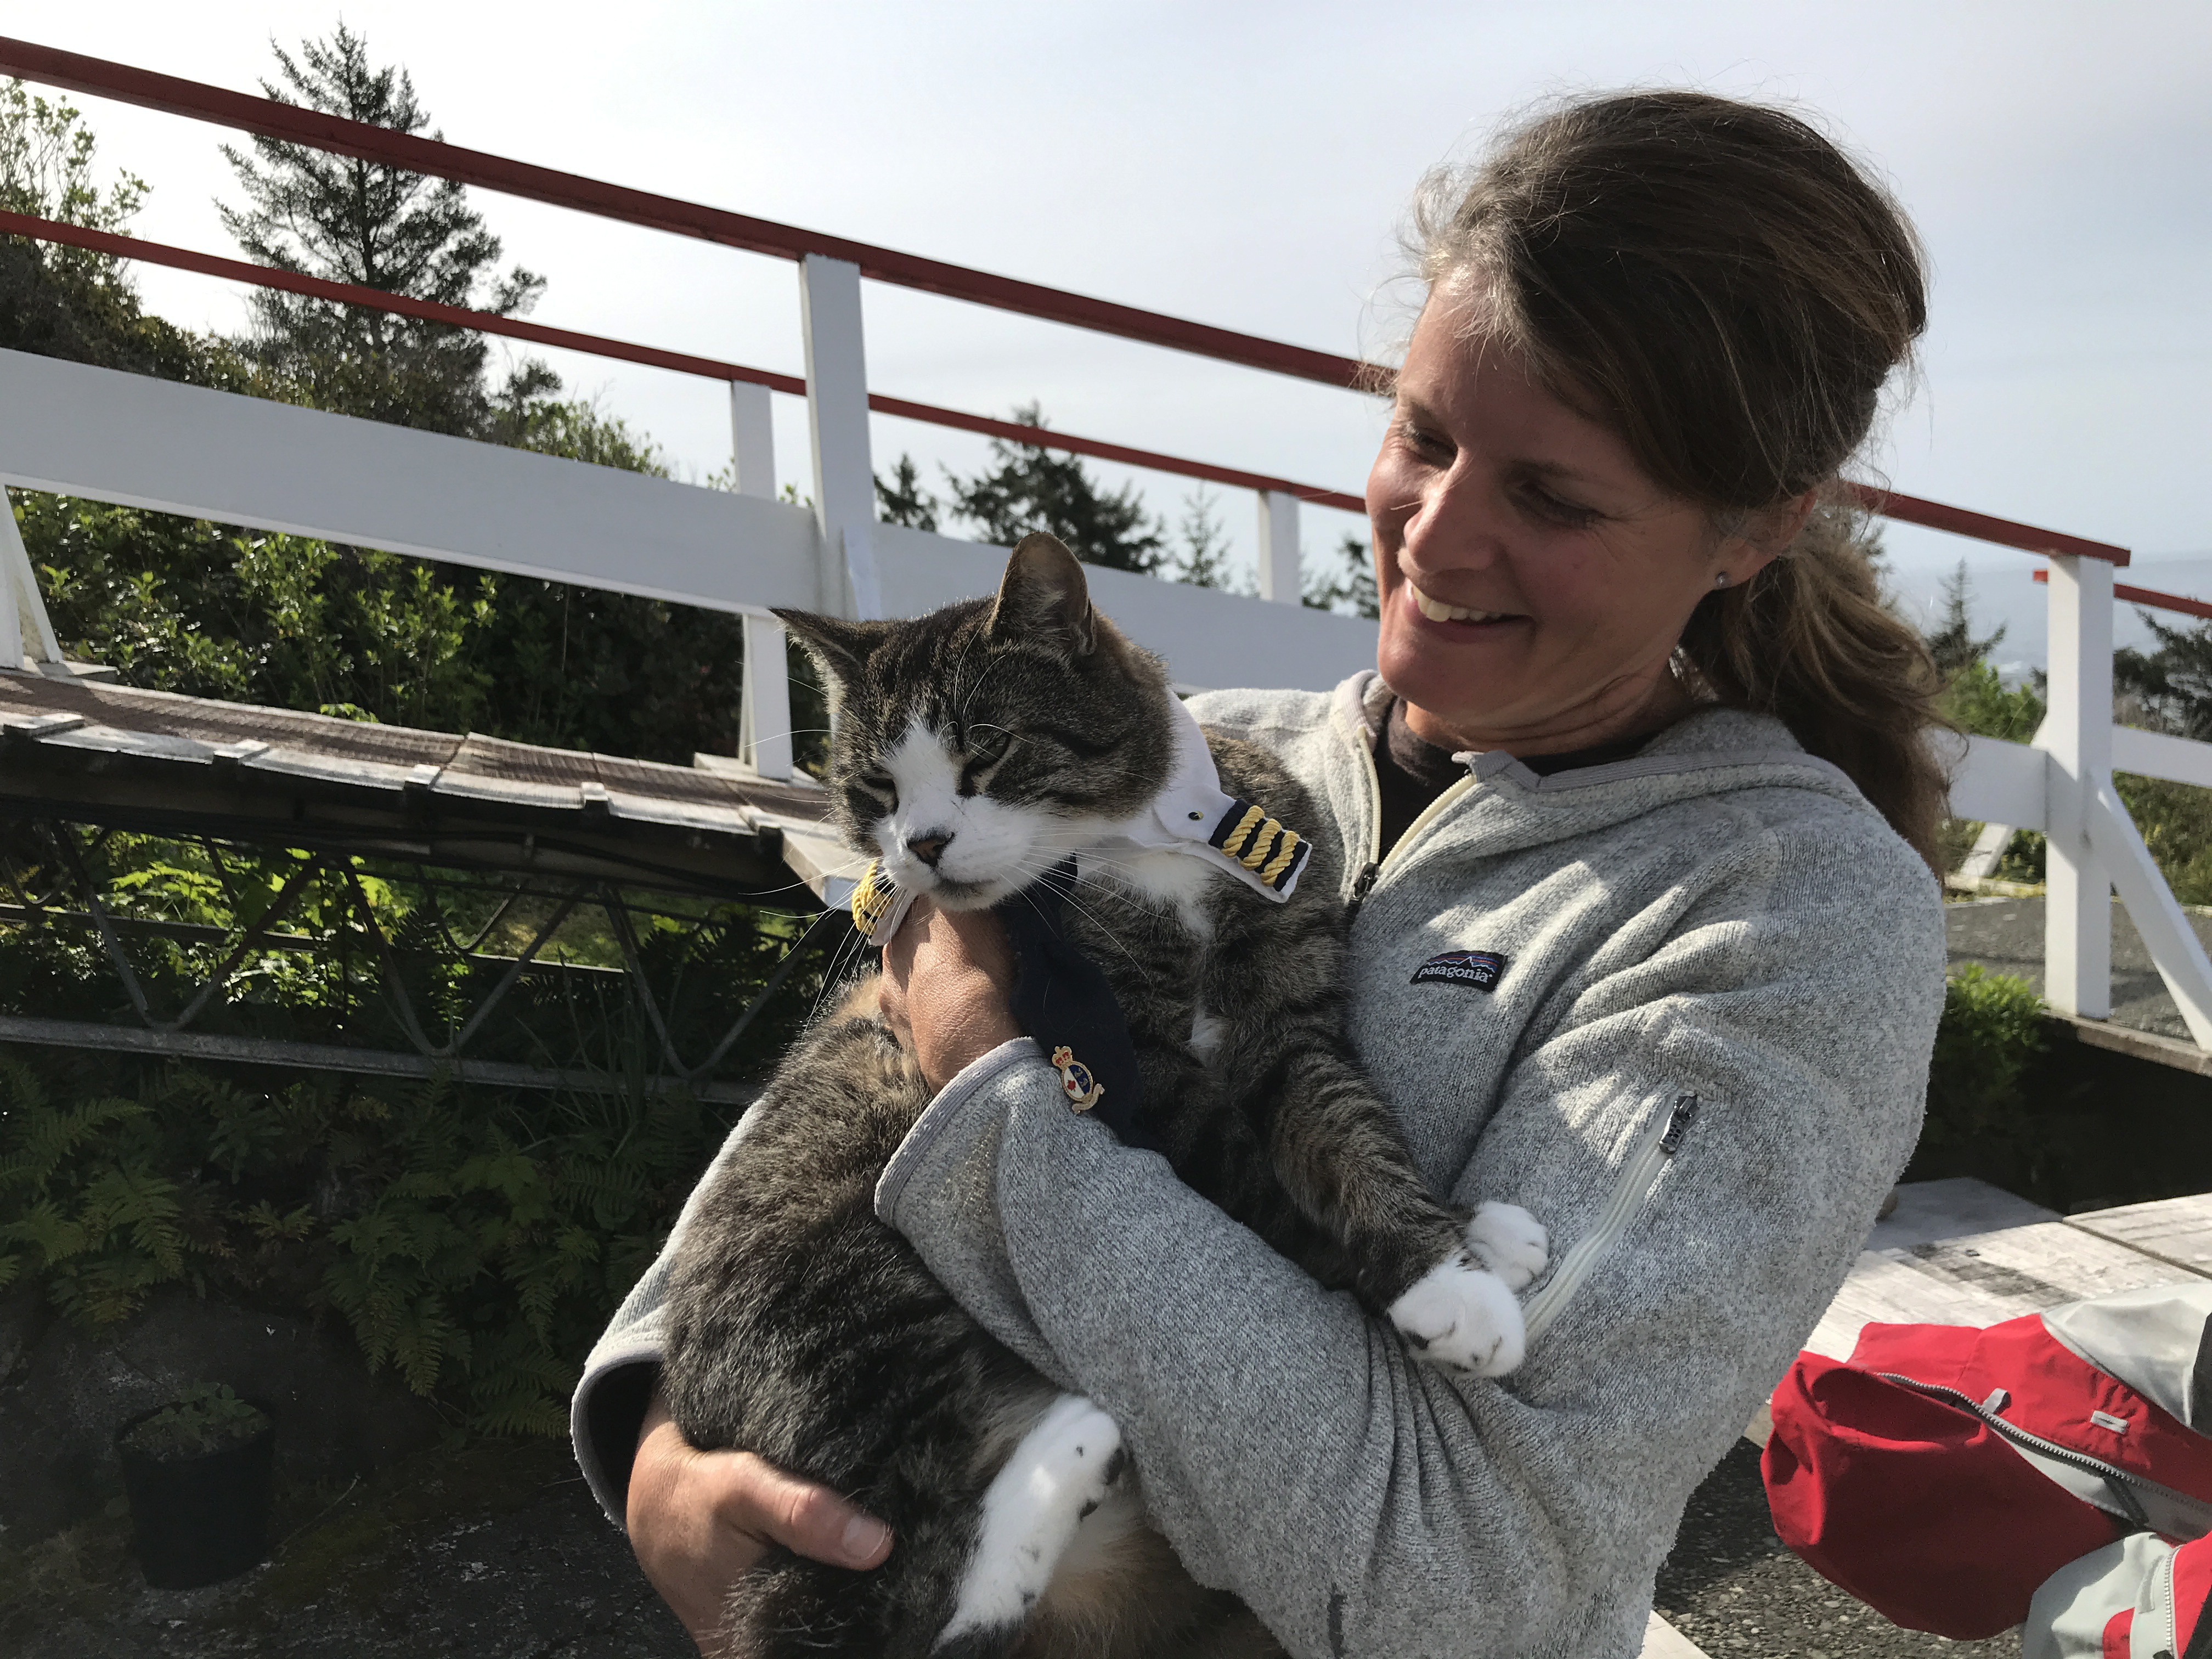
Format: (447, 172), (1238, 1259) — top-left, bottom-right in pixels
(1464, 1201), (1548, 1293)
(1387, 1251), (1527, 1376)
(938, 1395), (1125, 1648)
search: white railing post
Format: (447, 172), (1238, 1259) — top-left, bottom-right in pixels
(0, 491), (63, 674)
(729, 381), (776, 501)
(798, 255), (881, 621)
(727, 380), (795, 780)
(2044, 553), (2114, 1019)
(1256, 490), (1301, 605)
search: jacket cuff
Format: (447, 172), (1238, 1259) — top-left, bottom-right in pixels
(570, 1345), (663, 1527)
(874, 1037), (1046, 1222)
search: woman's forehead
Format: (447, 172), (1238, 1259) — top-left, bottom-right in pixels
(1401, 299), (1649, 488)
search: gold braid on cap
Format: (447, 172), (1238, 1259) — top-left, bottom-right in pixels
(849, 861), (898, 941)
(1206, 799), (1311, 893)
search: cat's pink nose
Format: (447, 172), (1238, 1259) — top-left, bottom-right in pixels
(906, 832), (952, 867)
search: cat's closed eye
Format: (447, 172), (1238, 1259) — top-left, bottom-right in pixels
(856, 768), (896, 805)
(966, 728), (1013, 764)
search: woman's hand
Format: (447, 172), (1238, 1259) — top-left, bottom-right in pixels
(628, 1387), (892, 1654)
(878, 898), (1022, 1092)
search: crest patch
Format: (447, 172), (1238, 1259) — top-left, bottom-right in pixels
(1410, 950), (1507, 991)
(1049, 1045), (1106, 1111)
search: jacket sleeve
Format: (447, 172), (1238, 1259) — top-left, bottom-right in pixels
(2027, 1534), (2212, 1658)
(569, 1103), (764, 1525)
(871, 823), (1943, 1659)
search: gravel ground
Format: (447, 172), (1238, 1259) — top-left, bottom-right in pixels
(5, 1432), (2036, 1658)
(0, 1436), (690, 1659)
(1656, 1441), (2021, 1659)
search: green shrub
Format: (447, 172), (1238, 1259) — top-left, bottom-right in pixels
(121, 1383), (268, 1461)
(1923, 965), (2048, 1147)
(0, 1048), (760, 1436)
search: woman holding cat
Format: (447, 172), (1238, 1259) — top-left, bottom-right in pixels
(584, 91), (1951, 1656)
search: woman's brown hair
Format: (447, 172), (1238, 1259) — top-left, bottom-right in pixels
(1414, 91), (1950, 871)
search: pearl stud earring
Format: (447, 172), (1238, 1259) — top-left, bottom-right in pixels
(1714, 571), (1730, 588)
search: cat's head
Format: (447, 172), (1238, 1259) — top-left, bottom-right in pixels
(775, 534), (1176, 911)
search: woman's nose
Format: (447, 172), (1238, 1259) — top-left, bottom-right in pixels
(1401, 468), (1506, 573)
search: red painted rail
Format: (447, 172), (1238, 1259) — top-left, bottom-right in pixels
(0, 36), (1367, 391)
(2034, 568), (2211, 621)
(0, 36), (2129, 560)
(1844, 483), (2128, 567)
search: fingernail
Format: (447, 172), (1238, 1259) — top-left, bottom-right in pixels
(841, 1515), (890, 1564)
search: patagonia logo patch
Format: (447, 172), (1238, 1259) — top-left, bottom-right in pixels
(1410, 950), (1507, 991)
(1206, 798), (1311, 893)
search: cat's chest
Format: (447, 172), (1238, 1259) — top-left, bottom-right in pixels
(1075, 847), (1217, 939)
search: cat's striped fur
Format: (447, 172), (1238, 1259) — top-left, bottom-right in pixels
(661, 535), (1541, 1659)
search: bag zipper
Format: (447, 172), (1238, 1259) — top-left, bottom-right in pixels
(1870, 1372), (2212, 1537)
(1521, 1093), (1700, 1346)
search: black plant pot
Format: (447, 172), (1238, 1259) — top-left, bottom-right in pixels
(116, 1409), (276, 1590)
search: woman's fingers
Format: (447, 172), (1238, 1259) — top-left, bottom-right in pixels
(740, 1455), (894, 1566)
(627, 1388), (891, 1654)
(878, 900), (1023, 1090)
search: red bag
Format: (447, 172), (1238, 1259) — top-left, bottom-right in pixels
(1764, 1290), (2212, 1640)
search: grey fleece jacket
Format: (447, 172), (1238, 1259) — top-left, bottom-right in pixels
(572, 671), (1946, 1659)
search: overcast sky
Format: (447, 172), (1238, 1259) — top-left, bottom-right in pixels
(26, 2), (2212, 611)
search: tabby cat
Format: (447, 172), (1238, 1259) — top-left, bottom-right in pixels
(661, 533), (1547, 1659)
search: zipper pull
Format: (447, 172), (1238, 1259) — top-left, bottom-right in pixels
(1658, 1094), (1700, 1155)
(1346, 861), (1379, 923)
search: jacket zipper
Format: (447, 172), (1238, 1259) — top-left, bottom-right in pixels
(1521, 1094), (1700, 1346)
(1344, 710), (1478, 923)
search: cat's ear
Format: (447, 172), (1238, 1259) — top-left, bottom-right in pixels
(770, 609), (882, 686)
(987, 533), (1095, 657)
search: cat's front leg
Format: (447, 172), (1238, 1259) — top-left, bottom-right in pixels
(1247, 1046), (1548, 1377)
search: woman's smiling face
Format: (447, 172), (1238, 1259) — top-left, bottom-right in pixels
(1366, 279), (1782, 755)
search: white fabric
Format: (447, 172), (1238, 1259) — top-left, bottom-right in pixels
(2043, 1282), (2212, 1431)
(860, 696), (1308, 946)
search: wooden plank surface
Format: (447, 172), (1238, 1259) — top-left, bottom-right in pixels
(1866, 1176), (2058, 1250)
(2069, 1193), (2212, 1275)
(1804, 1221), (2205, 1361)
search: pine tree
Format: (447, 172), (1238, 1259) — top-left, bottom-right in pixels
(216, 25), (548, 436)
(1304, 533), (1380, 619)
(1167, 487), (1235, 589)
(945, 405), (1164, 574)
(1926, 559), (2005, 680)
(875, 454), (940, 531)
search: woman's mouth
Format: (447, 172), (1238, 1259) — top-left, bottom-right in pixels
(1406, 583), (1526, 629)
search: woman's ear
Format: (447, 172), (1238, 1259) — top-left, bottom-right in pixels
(1715, 489), (1819, 586)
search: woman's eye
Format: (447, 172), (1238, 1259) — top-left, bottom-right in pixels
(1401, 421), (1451, 460)
(1522, 486), (1601, 529)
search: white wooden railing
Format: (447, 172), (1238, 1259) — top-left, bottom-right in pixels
(3, 36), (2209, 1052)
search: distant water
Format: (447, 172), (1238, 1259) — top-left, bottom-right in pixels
(1886, 554), (2212, 683)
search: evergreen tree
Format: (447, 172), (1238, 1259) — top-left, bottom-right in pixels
(1167, 487), (1235, 590)
(2117, 618), (2212, 742)
(945, 405), (1164, 573)
(1926, 558), (2005, 680)
(875, 454), (940, 531)
(1304, 533), (1380, 619)
(216, 25), (549, 436)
